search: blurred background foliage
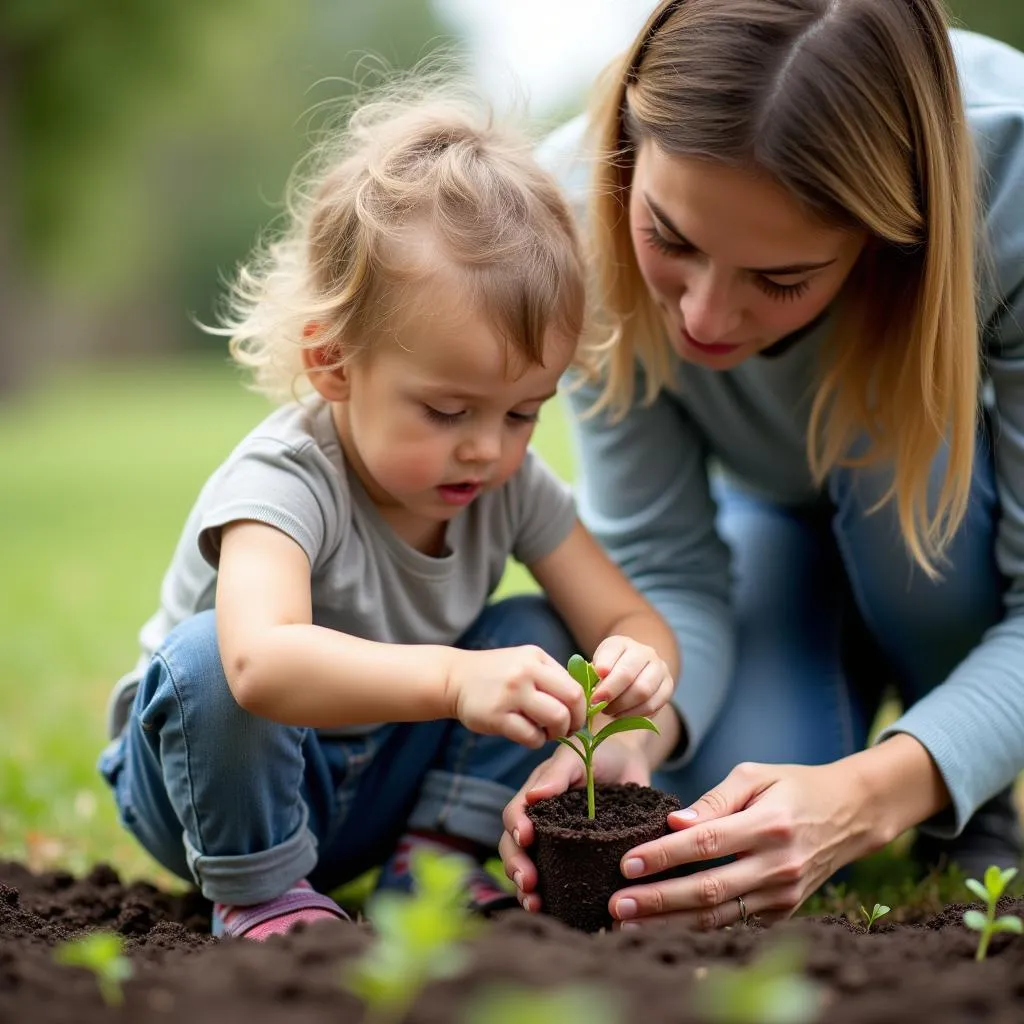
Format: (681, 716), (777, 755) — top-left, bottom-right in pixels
(1, 1), (1022, 878)
(1, 0), (1021, 396)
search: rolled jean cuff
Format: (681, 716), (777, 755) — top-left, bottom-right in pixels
(184, 807), (320, 904)
(407, 770), (514, 848)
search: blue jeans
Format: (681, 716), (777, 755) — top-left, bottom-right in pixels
(653, 426), (1006, 807)
(98, 596), (569, 904)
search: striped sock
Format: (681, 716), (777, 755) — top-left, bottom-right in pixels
(213, 878), (350, 940)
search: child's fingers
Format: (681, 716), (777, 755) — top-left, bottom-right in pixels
(501, 713), (548, 749)
(592, 642), (655, 705)
(533, 665), (588, 731)
(519, 689), (580, 740)
(609, 673), (675, 721)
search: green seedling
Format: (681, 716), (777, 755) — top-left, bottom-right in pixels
(693, 939), (821, 1024)
(963, 865), (1022, 961)
(557, 654), (659, 819)
(342, 848), (478, 1023)
(859, 902), (890, 932)
(53, 931), (132, 1006)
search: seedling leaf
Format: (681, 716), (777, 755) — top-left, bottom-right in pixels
(963, 910), (988, 931)
(566, 655), (592, 693)
(53, 932), (132, 1007)
(965, 879), (989, 903)
(994, 916), (1024, 934)
(593, 717), (660, 748)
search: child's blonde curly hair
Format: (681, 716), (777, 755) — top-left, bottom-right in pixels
(209, 78), (587, 403)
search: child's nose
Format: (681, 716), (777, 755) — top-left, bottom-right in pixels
(457, 428), (501, 464)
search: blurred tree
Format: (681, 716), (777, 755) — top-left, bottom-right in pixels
(0, 0), (457, 390)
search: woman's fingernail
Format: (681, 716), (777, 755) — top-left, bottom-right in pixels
(513, 871), (523, 890)
(513, 829), (521, 847)
(620, 921), (641, 931)
(615, 898), (638, 920)
(623, 857), (644, 878)
(671, 808), (698, 822)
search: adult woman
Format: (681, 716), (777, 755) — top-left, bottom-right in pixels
(500, 0), (1024, 928)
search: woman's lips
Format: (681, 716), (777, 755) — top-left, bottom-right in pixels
(680, 326), (744, 355)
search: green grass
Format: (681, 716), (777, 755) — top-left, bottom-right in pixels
(0, 356), (570, 882)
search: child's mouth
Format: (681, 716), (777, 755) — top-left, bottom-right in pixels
(437, 481), (482, 506)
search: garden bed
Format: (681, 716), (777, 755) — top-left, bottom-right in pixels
(2, 859), (1023, 1023)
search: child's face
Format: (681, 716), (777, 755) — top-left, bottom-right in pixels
(332, 300), (575, 548)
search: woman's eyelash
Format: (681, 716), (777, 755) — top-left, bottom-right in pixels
(641, 227), (811, 302)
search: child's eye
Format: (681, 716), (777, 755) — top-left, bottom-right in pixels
(507, 410), (539, 425)
(423, 405), (464, 426)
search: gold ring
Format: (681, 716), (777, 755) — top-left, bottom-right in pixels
(736, 894), (748, 925)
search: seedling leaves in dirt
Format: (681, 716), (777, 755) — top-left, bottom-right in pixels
(53, 932), (132, 1007)
(962, 865), (1022, 961)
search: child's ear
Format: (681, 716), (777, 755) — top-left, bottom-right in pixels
(301, 327), (350, 402)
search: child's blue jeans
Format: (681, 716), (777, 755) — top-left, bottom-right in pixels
(98, 596), (569, 905)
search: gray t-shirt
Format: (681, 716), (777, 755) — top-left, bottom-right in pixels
(108, 396), (576, 738)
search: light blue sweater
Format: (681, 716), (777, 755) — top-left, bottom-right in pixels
(541, 29), (1024, 835)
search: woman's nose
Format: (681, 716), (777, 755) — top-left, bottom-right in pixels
(679, 271), (742, 343)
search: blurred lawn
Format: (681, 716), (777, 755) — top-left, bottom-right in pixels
(0, 355), (572, 882)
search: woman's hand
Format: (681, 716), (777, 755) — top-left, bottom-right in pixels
(602, 749), (916, 929)
(499, 735), (654, 911)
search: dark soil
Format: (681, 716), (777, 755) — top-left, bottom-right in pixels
(3, 859), (1024, 1023)
(527, 783), (681, 932)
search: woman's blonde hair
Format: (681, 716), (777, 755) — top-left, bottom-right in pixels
(210, 77), (585, 403)
(585, 0), (980, 577)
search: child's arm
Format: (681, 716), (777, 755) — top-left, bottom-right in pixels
(215, 520), (585, 743)
(529, 519), (682, 762)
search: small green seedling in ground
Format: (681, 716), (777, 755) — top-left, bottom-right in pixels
(963, 865), (1022, 961)
(463, 983), (621, 1024)
(557, 654), (659, 820)
(342, 848), (478, 1023)
(53, 932), (132, 1006)
(692, 939), (821, 1024)
(859, 902), (890, 932)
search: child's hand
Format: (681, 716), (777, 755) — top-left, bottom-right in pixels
(589, 636), (674, 719)
(446, 647), (587, 748)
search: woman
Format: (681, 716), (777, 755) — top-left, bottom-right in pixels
(500, 0), (1024, 928)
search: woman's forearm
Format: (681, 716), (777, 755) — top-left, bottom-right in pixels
(844, 732), (951, 850)
(226, 623), (454, 726)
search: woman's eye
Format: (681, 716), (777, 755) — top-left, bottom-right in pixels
(423, 405), (464, 426)
(755, 277), (811, 302)
(641, 226), (692, 258)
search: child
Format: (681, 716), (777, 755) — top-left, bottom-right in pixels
(99, 83), (679, 940)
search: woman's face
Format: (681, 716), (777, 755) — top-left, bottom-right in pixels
(628, 141), (868, 370)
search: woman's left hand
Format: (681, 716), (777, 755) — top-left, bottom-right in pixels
(608, 757), (886, 929)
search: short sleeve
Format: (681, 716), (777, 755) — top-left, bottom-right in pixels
(197, 436), (346, 572)
(507, 448), (578, 566)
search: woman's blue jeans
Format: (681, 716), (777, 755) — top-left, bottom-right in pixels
(98, 597), (567, 905)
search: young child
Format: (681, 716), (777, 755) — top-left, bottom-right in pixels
(99, 83), (679, 940)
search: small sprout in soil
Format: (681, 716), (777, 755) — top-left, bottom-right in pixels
(463, 983), (621, 1024)
(342, 848), (478, 1023)
(53, 931), (132, 1006)
(963, 865), (1022, 961)
(692, 939), (821, 1024)
(557, 654), (659, 819)
(859, 902), (890, 932)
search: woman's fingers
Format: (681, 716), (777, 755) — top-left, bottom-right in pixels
(501, 747), (583, 846)
(620, 809), (751, 879)
(668, 762), (769, 828)
(609, 854), (789, 924)
(613, 882), (800, 930)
